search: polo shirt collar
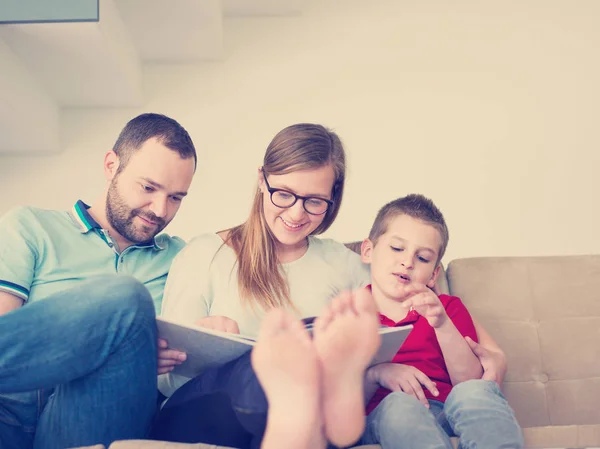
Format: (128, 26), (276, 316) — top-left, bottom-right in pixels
(71, 200), (165, 250)
(72, 200), (101, 233)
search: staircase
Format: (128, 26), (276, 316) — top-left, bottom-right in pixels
(0, 0), (306, 155)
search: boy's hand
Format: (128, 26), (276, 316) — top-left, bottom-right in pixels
(157, 338), (186, 375)
(402, 284), (449, 329)
(368, 363), (439, 408)
(195, 316), (240, 334)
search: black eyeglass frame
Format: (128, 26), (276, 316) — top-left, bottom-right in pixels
(261, 168), (334, 216)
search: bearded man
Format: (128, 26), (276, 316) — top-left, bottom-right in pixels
(0, 113), (196, 449)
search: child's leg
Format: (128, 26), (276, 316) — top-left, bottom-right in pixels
(443, 379), (524, 449)
(252, 308), (326, 449)
(313, 289), (381, 448)
(361, 392), (453, 449)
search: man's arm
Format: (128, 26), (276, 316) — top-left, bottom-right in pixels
(0, 291), (24, 316)
(0, 207), (39, 313)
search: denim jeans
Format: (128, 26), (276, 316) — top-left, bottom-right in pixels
(0, 275), (158, 449)
(151, 350), (268, 449)
(361, 379), (524, 449)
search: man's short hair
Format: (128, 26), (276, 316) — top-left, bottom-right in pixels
(112, 113), (197, 172)
(368, 194), (449, 264)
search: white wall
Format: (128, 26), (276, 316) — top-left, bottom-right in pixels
(2, 0), (600, 265)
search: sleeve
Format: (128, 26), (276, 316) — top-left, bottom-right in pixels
(342, 243), (371, 290)
(158, 233), (222, 397)
(443, 295), (479, 343)
(160, 233), (220, 324)
(0, 207), (40, 302)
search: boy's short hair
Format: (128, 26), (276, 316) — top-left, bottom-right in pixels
(368, 194), (449, 264)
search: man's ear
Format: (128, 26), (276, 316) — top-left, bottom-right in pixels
(104, 151), (120, 181)
(360, 238), (374, 264)
(426, 264), (442, 289)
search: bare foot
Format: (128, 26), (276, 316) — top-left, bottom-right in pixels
(313, 289), (381, 447)
(251, 308), (326, 449)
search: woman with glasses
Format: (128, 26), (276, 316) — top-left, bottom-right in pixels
(152, 123), (508, 449)
(151, 123), (371, 447)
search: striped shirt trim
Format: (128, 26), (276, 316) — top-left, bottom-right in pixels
(0, 280), (29, 300)
(71, 200), (165, 251)
(71, 200), (98, 233)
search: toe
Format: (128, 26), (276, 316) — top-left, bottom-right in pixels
(258, 308), (289, 340)
(353, 288), (377, 315)
(332, 291), (353, 316)
(287, 313), (312, 344)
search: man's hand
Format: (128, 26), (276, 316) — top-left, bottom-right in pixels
(368, 363), (439, 408)
(466, 336), (507, 385)
(157, 316), (240, 375)
(157, 338), (186, 375)
(402, 284), (449, 329)
(195, 315), (240, 334)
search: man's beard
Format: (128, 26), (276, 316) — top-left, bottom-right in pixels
(106, 179), (167, 244)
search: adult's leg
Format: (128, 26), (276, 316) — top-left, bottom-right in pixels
(360, 392), (453, 449)
(151, 351), (264, 447)
(0, 391), (38, 449)
(442, 379), (524, 449)
(0, 275), (158, 449)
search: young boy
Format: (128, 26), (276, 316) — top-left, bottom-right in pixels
(358, 194), (523, 449)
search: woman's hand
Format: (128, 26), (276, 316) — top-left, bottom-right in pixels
(195, 315), (240, 334)
(466, 336), (507, 385)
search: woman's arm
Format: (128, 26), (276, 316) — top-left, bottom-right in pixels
(158, 234), (231, 378)
(161, 236), (214, 322)
(472, 318), (508, 386)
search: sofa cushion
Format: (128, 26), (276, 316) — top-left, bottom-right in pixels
(446, 256), (600, 435)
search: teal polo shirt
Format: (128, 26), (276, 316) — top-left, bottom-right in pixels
(0, 200), (185, 313)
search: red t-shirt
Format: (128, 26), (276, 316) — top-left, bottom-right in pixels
(366, 290), (478, 414)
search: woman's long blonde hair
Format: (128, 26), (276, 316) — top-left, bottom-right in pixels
(225, 123), (346, 310)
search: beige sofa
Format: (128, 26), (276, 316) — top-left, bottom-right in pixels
(82, 255), (600, 449)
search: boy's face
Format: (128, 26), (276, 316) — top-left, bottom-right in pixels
(361, 214), (442, 302)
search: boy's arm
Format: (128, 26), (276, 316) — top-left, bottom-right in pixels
(364, 362), (439, 408)
(434, 316), (483, 385)
(363, 368), (380, 403)
(404, 288), (483, 385)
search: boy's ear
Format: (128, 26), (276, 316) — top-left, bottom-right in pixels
(360, 238), (374, 264)
(426, 264), (442, 289)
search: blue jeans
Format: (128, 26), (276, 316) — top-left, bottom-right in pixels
(0, 275), (158, 449)
(151, 350), (268, 449)
(361, 379), (524, 449)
